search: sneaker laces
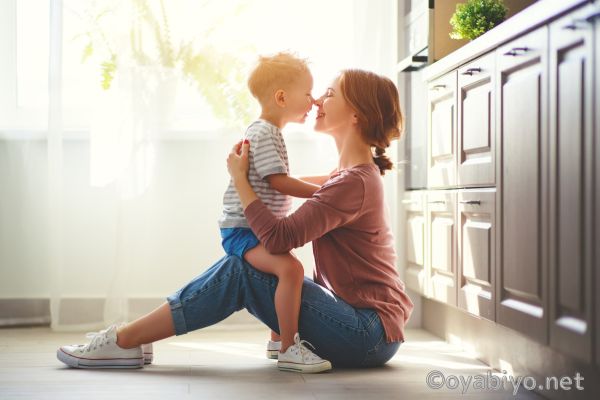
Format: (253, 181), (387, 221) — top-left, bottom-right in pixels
(294, 334), (320, 362)
(82, 326), (113, 352)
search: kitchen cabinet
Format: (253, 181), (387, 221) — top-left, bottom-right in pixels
(594, 0), (600, 370)
(427, 72), (457, 189)
(457, 53), (495, 187)
(402, 69), (429, 189)
(548, 3), (596, 363)
(427, 191), (457, 306)
(457, 189), (496, 321)
(403, 191), (428, 295)
(409, 0), (600, 377)
(495, 26), (549, 344)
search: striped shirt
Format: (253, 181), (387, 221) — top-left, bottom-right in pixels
(218, 119), (292, 228)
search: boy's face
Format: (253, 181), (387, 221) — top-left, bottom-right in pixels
(284, 71), (314, 124)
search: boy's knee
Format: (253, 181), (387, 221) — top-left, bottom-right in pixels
(291, 260), (305, 282)
(280, 258), (304, 280)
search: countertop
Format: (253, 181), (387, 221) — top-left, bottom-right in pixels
(423, 0), (593, 81)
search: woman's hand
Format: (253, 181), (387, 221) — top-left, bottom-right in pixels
(227, 140), (258, 209)
(227, 140), (250, 183)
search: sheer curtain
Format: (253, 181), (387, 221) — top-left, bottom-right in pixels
(0, 0), (398, 331)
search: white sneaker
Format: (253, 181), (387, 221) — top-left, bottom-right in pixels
(277, 333), (332, 373)
(56, 325), (144, 369)
(266, 340), (281, 359)
(142, 343), (153, 365)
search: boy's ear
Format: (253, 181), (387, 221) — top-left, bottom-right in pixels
(274, 89), (286, 107)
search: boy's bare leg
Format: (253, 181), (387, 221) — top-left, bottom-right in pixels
(270, 331), (281, 341)
(244, 244), (304, 352)
(116, 302), (176, 349)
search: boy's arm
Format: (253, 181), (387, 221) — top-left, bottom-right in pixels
(297, 169), (336, 186)
(297, 175), (331, 186)
(267, 174), (320, 198)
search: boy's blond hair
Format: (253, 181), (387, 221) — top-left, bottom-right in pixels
(248, 52), (310, 105)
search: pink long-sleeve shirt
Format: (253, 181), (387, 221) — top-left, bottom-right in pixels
(244, 163), (414, 342)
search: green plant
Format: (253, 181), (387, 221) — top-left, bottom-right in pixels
(450, 0), (508, 40)
(73, 0), (255, 126)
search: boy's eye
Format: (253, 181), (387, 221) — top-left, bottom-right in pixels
(325, 88), (334, 97)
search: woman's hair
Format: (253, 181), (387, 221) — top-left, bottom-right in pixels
(248, 51), (310, 105)
(338, 69), (404, 176)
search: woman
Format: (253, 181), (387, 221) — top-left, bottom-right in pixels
(56, 69), (414, 370)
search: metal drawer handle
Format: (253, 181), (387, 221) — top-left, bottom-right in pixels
(584, 12), (600, 22)
(461, 67), (482, 76)
(428, 200), (446, 205)
(459, 200), (481, 205)
(431, 84), (446, 91)
(503, 47), (529, 56)
(562, 19), (591, 30)
(402, 200), (418, 204)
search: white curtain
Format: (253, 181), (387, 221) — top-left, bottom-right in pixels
(0, 0), (398, 331)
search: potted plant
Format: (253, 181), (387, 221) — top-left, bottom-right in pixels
(450, 0), (508, 41)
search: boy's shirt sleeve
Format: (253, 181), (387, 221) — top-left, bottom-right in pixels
(247, 124), (288, 179)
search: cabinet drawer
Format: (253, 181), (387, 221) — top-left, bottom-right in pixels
(428, 71), (457, 188)
(457, 53), (495, 187)
(427, 190), (457, 306)
(457, 189), (496, 321)
(402, 191), (427, 295)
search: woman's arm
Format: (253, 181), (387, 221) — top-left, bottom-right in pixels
(227, 141), (364, 254)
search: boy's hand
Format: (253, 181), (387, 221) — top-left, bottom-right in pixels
(227, 140), (250, 182)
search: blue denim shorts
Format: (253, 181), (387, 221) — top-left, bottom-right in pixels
(220, 228), (260, 258)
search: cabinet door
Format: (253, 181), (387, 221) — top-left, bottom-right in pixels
(548, 4), (596, 364)
(427, 191), (457, 305)
(457, 53), (495, 187)
(403, 69), (429, 189)
(403, 191), (428, 295)
(496, 27), (549, 344)
(458, 189), (496, 321)
(592, 3), (600, 368)
(428, 71), (457, 188)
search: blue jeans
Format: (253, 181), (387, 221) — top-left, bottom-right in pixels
(167, 255), (400, 368)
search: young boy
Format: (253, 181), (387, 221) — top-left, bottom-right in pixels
(219, 52), (331, 373)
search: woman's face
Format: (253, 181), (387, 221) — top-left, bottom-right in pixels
(313, 77), (355, 134)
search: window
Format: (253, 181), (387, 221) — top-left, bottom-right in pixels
(0, 0), (396, 136)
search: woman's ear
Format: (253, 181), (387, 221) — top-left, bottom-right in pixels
(274, 89), (286, 107)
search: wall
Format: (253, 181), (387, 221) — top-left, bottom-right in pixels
(0, 132), (346, 324)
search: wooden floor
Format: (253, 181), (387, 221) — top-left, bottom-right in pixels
(0, 326), (545, 399)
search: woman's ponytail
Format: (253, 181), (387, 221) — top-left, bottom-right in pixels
(373, 146), (393, 176)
